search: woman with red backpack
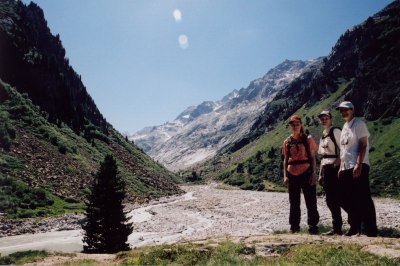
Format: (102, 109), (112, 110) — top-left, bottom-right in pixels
(282, 115), (320, 234)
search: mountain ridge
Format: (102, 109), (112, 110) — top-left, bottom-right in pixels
(131, 58), (322, 171)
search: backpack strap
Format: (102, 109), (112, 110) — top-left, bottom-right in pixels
(328, 126), (340, 158)
(301, 134), (312, 165)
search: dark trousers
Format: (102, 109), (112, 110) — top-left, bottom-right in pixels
(322, 164), (342, 230)
(288, 170), (319, 230)
(338, 164), (377, 235)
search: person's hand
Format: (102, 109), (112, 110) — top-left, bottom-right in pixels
(318, 175), (324, 186)
(353, 163), (362, 178)
(310, 172), (317, 185)
(283, 176), (289, 187)
(337, 170), (342, 179)
(333, 159), (341, 168)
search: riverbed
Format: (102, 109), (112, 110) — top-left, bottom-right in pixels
(1, 184), (399, 255)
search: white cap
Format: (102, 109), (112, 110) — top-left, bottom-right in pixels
(318, 110), (332, 118)
(336, 101), (354, 110)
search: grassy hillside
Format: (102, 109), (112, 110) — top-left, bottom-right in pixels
(196, 79), (400, 197)
(0, 80), (181, 218)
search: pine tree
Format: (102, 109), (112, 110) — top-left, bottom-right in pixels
(82, 155), (133, 253)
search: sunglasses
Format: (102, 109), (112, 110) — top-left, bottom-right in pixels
(339, 108), (351, 113)
(290, 123), (301, 127)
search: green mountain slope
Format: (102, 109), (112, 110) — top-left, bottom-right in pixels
(196, 1), (400, 197)
(0, 80), (181, 218)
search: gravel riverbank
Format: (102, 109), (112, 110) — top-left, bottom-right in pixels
(0, 184), (399, 255)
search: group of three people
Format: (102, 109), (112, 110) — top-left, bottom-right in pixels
(282, 101), (378, 237)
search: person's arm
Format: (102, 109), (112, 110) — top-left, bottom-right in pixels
(353, 136), (368, 178)
(282, 144), (289, 186)
(310, 150), (317, 185)
(308, 136), (317, 185)
(318, 160), (324, 186)
(333, 128), (341, 167)
(283, 159), (289, 186)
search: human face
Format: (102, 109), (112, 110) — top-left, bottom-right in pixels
(289, 122), (301, 133)
(339, 108), (354, 122)
(319, 115), (332, 129)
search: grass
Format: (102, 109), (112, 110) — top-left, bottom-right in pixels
(117, 240), (399, 265)
(273, 225), (400, 238)
(0, 250), (50, 265)
(0, 175), (85, 218)
(61, 258), (98, 265)
(366, 118), (400, 197)
(2, 235), (399, 265)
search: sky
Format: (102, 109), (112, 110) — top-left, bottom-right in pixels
(21, 0), (393, 134)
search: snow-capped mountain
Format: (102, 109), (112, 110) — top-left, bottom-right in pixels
(130, 59), (322, 171)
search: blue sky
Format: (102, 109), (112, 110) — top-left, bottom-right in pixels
(22, 0), (392, 134)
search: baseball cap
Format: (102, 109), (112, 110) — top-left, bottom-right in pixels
(288, 115), (302, 124)
(336, 101), (354, 110)
(318, 110), (332, 118)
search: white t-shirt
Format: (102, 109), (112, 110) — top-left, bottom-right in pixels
(318, 127), (341, 166)
(340, 117), (370, 170)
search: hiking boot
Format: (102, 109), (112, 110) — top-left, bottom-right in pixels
(290, 226), (300, 234)
(308, 226), (319, 235)
(364, 230), (378, 237)
(345, 227), (360, 236)
(322, 229), (343, 236)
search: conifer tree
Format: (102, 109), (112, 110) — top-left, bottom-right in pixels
(82, 154), (133, 253)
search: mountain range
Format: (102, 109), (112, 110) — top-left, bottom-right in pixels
(131, 59), (322, 171)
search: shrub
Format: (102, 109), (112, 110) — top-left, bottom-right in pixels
(240, 183), (254, 190)
(50, 136), (58, 145)
(217, 171), (230, 180)
(225, 175), (245, 186)
(382, 117), (393, 125)
(58, 144), (67, 154)
(0, 175), (55, 216)
(65, 197), (80, 203)
(256, 183), (265, 191)
(17, 209), (36, 218)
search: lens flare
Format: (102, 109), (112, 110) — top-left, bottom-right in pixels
(178, 34), (189, 49)
(173, 9), (182, 23)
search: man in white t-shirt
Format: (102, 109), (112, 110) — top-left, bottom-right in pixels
(337, 101), (377, 237)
